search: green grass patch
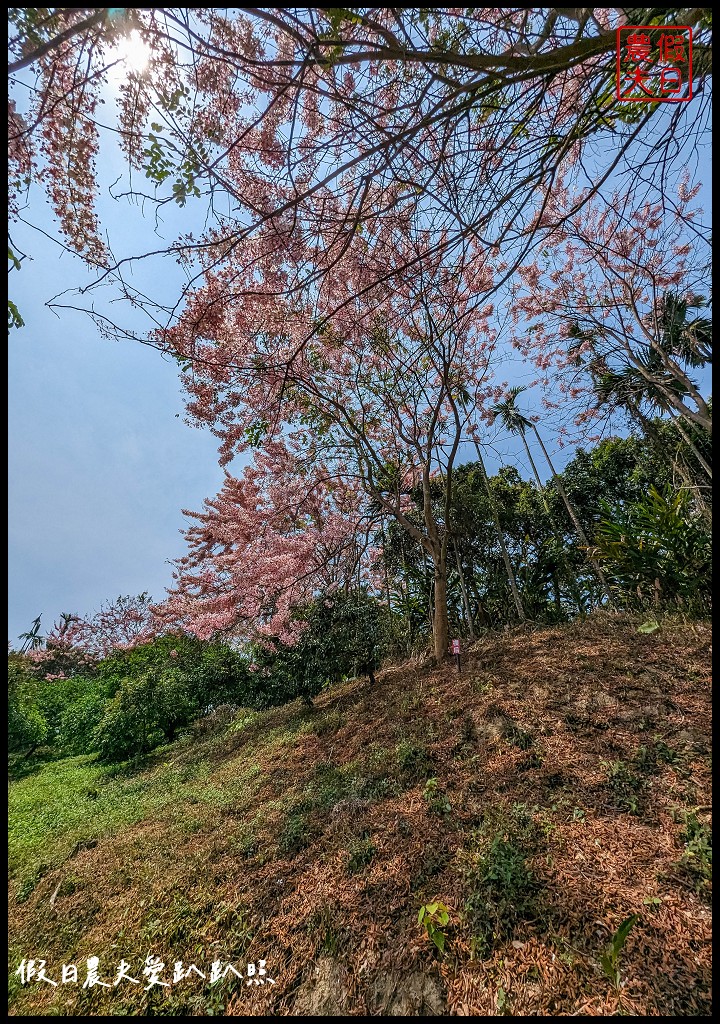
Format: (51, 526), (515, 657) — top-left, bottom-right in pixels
(601, 757), (647, 815)
(277, 810), (316, 856)
(306, 904), (344, 956)
(602, 739), (683, 816)
(676, 811), (712, 894)
(346, 835), (376, 874)
(463, 803), (543, 959)
(395, 739), (435, 781)
(8, 745), (265, 889)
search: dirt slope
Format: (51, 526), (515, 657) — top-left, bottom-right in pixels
(8, 613), (712, 1016)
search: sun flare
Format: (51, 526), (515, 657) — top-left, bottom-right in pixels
(110, 29), (151, 76)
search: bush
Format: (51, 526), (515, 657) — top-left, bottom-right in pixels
(8, 692), (48, 754)
(304, 590), (384, 683)
(97, 634), (249, 711)
(396, 740), (435, 781)
(189, 642), (251, 711)
(591, 485), (712, 609)
(36, 674), (111, 745)
(58, 688), (109, 754)
(246, 590), (389, 709)
(10, 634), (253, 759)
(93, 669), (198, 761)
(8, 653), (48, 754)
(464, 804), (542, 958)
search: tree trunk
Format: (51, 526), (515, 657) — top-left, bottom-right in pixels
(400, 546), (413, 646)
(454, 542), (475, 641)
(531, 425), (615, 609)
(472, 440), (526, 622)
(664, 408), (712, 481)
(426, 553), (434, 634)
(467, 572), (489, 627)
(432, 561), (450, 663)
(380, 515), (394, 604)
(519, 431), (584, 615)
(551, 570), (563, 617)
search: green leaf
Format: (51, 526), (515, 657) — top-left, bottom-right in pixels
(8, 299), (25, 331)
(601, 913), (640, 986)
(600, 949), (616, 981)
(637, 620), (660, 634)
(612, 913), (640, 955)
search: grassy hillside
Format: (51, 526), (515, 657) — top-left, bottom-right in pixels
(8, 614), (711, 1016)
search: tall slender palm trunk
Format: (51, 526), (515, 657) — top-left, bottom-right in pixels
(663, 408), (712, 481)
(472, 440), (526, 623)
(517, 431), (585, 615)
(530, 426), (615, 608)
(379, 516), (393, 607)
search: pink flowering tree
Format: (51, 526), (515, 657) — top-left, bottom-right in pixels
(8, 10), (711, 337)
(155, 440), (365, 645)
(512, 181), (712, 442)
(8, 9), (712, 659)
(30, 594), (159, 677)
(159, 236), (503, 661)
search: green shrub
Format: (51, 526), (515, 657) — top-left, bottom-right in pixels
(423, 777), (452, 815)
(677, 811), (712, 893)
(34, 674), (107, 739)
(94, 669), (198, 761)
(464, 804), (542, 958)
(98, 634), (249, 711)
(633, 738), (681, 775)
(346, 836), (375, 874)
(8, 694), (48, 754)
(8, 654), (48, 754)
(245, 640), (325, 709)
(602, 758), (646, 815)
(591, 485), (711, 608)
(58, 688), (109, 754)
(418, 901), (450, 953)
(396, 740), (435, 781)
(246, 589), (390, 709)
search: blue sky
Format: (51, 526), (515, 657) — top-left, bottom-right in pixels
(7, 71), (712, 647)
(6, 216), (535, 645)
(8, 236), (226, 645)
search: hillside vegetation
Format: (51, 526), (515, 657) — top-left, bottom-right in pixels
(9, 614), (711, 1016)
